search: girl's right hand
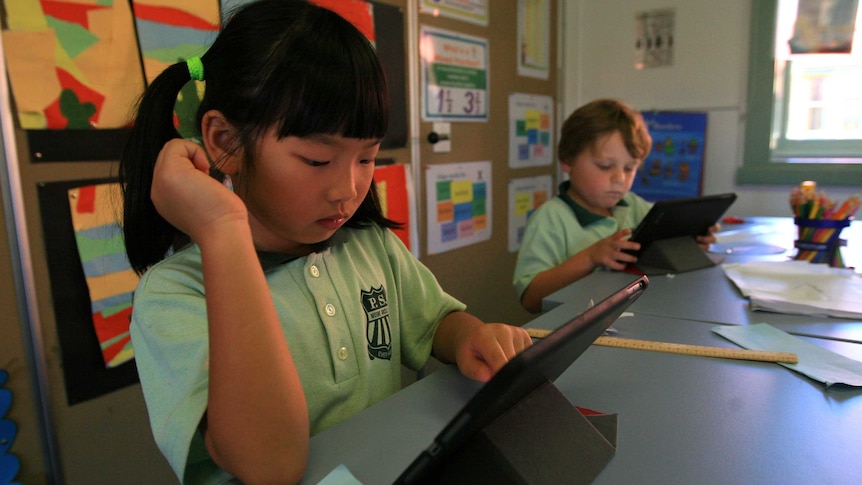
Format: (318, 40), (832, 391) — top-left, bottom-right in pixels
(150, 139), (247, 242)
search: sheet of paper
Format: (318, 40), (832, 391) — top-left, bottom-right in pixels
(316, 464), (363, 485)
(722, 260), (862, 319)
(713, 323), (862, 387)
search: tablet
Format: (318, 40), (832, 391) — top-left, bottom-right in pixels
(394, 275), (649, 484)
(626, 193), (737, 257)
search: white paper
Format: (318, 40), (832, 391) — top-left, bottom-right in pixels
(722, 260), (862, 319)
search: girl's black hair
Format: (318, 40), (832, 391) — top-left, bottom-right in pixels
(119, 0), (397, 274)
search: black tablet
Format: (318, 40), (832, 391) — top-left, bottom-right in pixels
(626, 193), (737, 257)
(394, 275), (649, 484)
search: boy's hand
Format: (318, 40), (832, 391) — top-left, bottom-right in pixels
(588, 229), (640, 271)
(454, 323), (533, 382)
(695, 223), (721, 250)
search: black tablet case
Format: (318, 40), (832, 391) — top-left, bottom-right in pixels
(629, 193), (737, 274)
(395, 276), (649, 484)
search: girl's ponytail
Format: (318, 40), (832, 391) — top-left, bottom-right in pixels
(119, 60), (198, 274)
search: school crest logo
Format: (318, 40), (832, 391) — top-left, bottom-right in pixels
(361, 286), (391, 360)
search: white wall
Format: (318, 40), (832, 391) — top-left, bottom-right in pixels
(561, 0), (859, 217)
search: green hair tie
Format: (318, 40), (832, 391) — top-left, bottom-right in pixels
(187, 56), (204, 82)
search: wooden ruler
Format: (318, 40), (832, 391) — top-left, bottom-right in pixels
(525, 328), (799, 364)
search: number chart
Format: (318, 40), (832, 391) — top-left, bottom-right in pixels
(420, 26), (489, 122)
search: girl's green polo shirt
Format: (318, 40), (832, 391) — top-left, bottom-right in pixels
(130, 224), (465, 483)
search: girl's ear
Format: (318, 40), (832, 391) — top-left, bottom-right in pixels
(201, 110), (242, 175)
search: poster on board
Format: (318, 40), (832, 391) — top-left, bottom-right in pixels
(517, 0), (551, 79)
(508, 175), (553, 252)
(425, 161), (492, 254)
(509, 93), (554, 168)
(420, 25), (489, 122)
(632, 111), (707, 201)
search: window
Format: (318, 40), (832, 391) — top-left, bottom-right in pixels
(739, 0), (862, 185)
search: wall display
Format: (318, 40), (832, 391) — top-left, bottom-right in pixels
(508, 93), (554, 168)
(420, 25), (489, 122)
(632, 111), (707, 201)
(374, 163), (415, 252)
(1, 0), (146, 129)
(634, 8), (675, 70)
(7, 0), (407, 161)
(132, 1), (220, 83)
(419, 0), (488, 26)
(38, 179), (139, 405)
(425, 161), (492, 255)
(508, 174), (552, 252)
(517, 0), (551, 79)
(67, 183), (138, 368)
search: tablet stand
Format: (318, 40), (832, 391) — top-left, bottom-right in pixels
(436, 380), (617, 484)
(637, 236), (719, 275)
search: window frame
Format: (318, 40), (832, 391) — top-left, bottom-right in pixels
(738, 0), (862, 186)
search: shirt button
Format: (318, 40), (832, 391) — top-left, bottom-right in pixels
(309, 265), (320, 278)
(337, 346), (349, 360)
(325, 303), (336, 316)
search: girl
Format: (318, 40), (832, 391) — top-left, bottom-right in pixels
(119, 1), (531, 483)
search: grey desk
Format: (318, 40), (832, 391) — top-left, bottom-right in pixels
(298, 303), (862, 484)
(544, 217), (862, 343)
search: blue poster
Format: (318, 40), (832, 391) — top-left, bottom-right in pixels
(633, 111), (707, 201)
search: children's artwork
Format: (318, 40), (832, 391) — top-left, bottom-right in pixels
(68, 183), (139, 368)
(509, 93), (554, 168)
(132, 0), (221, 137)
(508, 175), (553, 252)
(420, 26), (489, 122)
(419, 0), (489, 26)
(132, 1), (220, 82)
(309, 0), (375, 43)
(374, 163), (415, 252)
(0, 370), (20, 484)
(632, 111), (707, 201)
(426, 161), (492, 255)
(1, 0), (146, 129)
(517, 0), (551, 80)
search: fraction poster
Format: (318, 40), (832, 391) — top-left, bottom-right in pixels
(508, 175), (553, 252)
(426, 161), (493, 254)
(420, 25), (489, 122)
(509, 93), (554, 168)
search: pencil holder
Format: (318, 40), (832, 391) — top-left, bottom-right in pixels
(793, 217), (850, 267)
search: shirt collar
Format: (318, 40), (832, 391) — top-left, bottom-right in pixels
(256, 230), (349, 270)
(556, 180), (629, 227)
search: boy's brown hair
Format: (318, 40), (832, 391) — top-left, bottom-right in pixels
(557, 98), (653, 164)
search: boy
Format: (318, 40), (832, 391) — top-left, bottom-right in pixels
(513, 99), (716, 313)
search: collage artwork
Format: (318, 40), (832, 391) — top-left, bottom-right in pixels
(1, 0), (384, 368)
